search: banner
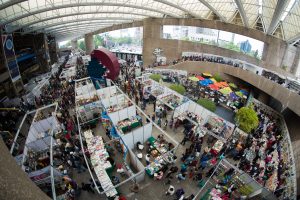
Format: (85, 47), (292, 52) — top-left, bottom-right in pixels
(1, 34), (21, 82)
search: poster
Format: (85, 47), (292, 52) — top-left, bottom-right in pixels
(1, 34), (21, 82)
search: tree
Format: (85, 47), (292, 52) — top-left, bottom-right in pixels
(169, 84), (186, 95)
(93, 35), (104, 48)
(149, 74), (161, 82)
(235, 107), (259, 133)
(78, 40), (86, 51)
(213, 73), (222, 82)
(197, 98), (216, 112)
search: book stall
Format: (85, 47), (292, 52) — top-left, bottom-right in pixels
(83, 130), (118, 198)
(203, 116), (234, 140)
(12, 103), (62, 199)
(198, 159), (276, 200)
(116, 116), (143, 135)
(145, 135), (175, 177)
(246, 98), (297, 199)
(158, 93), (183, 108)
(75, 78), (103, 123)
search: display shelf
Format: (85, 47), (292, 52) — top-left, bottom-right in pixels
(83, 130), (118, 198)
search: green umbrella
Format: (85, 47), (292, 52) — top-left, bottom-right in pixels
(229, 83), (237, 89)
(235, 91), (243, 98)
(188, 76), (199, 82)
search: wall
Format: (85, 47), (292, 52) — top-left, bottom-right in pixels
(166, 61), (300, 116)
(0, 138), (51, 200)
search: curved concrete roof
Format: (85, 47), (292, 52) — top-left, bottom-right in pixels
(1, 0), (300, 43)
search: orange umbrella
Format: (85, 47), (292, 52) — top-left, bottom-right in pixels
(209, 84), (220, 90)
(219, 82), (229, 87)
(214, 82), (224, 88)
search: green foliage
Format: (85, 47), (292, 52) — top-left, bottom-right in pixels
(169, 84), (186, 95)
(213, 73), (222, 82)
(93, 35), (104, 48)
(235, 107), (259, 133)
(197, 98), (216, 112)
(78, 40), (86, 51)
(149, 74), (162, 82)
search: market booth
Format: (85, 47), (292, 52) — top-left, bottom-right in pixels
(11, 103), (63, 199)
(75, 78), (158, 199)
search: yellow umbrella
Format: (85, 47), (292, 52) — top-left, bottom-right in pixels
(219, 87), (233, 95)
(210, 78), (217, 83)
(202, 73), (212, 77)
(188, 76), (199, 81)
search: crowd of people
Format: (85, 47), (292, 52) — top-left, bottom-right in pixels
(226, 104), (291, 197)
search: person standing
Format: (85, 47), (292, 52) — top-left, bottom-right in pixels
(152, 114), (156, 122)
(157, 118), (162, 127)
(165, 185), (175, 196)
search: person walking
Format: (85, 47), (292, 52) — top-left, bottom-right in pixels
(163, 119), (168, 130)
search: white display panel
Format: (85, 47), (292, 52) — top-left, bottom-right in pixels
(109, 105), (136, 125)
(120, 122), (152, 150)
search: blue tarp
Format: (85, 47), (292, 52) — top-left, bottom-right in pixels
(199, 79), (213, 86)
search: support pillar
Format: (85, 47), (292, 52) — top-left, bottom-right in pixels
(85, 34), (94, 55)
(71, 39), (78, 49)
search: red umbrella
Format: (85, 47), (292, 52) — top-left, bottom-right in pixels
(209, 84), (220, 90)
(196, 75), (205, 81)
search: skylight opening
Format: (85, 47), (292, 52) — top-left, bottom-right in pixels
(258, 0), (262, 15)
(280, 0), (297, 21)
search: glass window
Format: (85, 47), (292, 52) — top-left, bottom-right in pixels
(162, 25), (264, 59)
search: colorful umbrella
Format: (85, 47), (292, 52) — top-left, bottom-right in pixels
(230, 92), (239, 100)
(210, 78), (217, 83)
(229, 83), (237, 89)
(199, 79), (213, 86)
(214, 82), (224, 88)
(209, 84), (220, 91)
(219, 87), (232, 95)
(219, 82), (229, 87)
(202, 72), (212, 77)
(235, 91), (243, 98)
(188, 76), (199, 82)
(240, 89), (249, 96)
(196, 75), (205, 81)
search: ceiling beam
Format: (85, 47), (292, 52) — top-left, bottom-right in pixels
(22, 17), (134, 34)
(0, 0), (27, 10)
(1, 2), (179, 26)
(267, 0), (290, 35)
(11, 11), (156, 32)
(287, 33), (300, 44)
(234, 0), (249, 27)
(154, 0), (203, 19)
(46, 21), (127, 32)
(198, 0), (227, 22)
(47, 24), (110, 33)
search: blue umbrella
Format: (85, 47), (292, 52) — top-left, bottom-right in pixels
(240, 89), (249, 96)
(199, 79), (213, 86)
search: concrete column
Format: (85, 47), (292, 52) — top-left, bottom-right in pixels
(85, 34), (94, 55)
(0, 138), (51, 200)
(71, 39), (78, 49)
(290, 46), (300, 75)
(143, 18), (163, 66)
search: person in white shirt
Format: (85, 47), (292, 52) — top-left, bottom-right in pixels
(166, 185), (175, 196)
